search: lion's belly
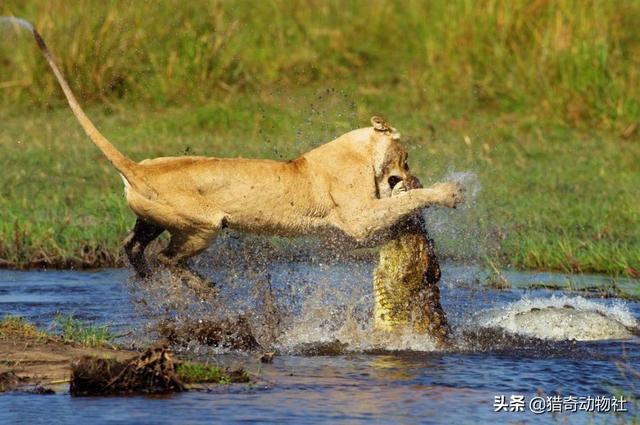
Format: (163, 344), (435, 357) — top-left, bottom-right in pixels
(226, 208), (331, 237)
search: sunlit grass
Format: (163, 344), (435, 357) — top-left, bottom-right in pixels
(53, 314), (114, 347)
(0, 0), (639, 128)
(0, 315), (47, 340)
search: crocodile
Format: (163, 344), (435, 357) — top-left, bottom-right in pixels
(373, 180), (449, 346)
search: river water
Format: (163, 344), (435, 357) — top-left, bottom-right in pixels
(0, 262), (638, 424)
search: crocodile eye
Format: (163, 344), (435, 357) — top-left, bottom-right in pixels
(388, 175), (402, 189)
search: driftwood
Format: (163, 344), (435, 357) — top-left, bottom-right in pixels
(0, 371), (25, 392)
(70, 343), (185, 395)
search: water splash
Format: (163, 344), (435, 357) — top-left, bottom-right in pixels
(471, 295), (639, 341)
(125, 234), (639, 355)
(256, 87), (359, 159)
(421, 171), (490, 262)
(445, 170), (482, 210)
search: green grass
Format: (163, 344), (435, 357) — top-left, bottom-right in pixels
(53, 314), (114, 347)
(1, 0), (639, 128)
(0, 1), (639, 275)
(0, 315), (47, 340)
(1, 314), (113, 347)
(175, 362), (249, 384)
(0, 93), (638, 275)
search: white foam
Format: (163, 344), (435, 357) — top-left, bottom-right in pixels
(276, 290), (439, 353)
(278, 318), (439, 353)
(472, 295), (639, 341)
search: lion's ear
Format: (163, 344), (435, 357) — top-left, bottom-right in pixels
(371, 116), (400, 140)
(371, 116), (391, 132)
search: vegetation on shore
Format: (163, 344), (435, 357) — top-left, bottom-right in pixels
(53, 314), (114, 348)
(176, 362), (250, 385)
(1, 97), (638, 275)
(0, 1), (638, 275)
(0, 315), (251, 393)
(0, 315), (48, 341)
(2, 0), (639, 128)
(0, 314), (114, 347)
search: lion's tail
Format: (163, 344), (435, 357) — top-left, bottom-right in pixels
(2, 17), (150, 193)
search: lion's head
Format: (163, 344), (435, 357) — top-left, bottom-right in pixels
(370, 116), (422, 198)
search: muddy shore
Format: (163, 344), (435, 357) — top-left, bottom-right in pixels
(0, 334), (136, 392)
(0, 334), (252, 394)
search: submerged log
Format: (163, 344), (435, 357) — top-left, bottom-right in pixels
(70, 343), (185, 395)
(373, 181), (450, 346)
(0, 371), (25, 392)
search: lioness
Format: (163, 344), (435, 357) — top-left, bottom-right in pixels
(9, 18), (463, 280)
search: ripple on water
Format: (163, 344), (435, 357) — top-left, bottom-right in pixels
(0, 265), (638, 424)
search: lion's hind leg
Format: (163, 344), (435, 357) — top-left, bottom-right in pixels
(124, 218), (165, 278)
(157, 212), (227, 299)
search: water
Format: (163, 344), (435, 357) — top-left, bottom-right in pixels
(0, 264), (638, 424)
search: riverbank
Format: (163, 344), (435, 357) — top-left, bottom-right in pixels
(0, 316), (252, 394)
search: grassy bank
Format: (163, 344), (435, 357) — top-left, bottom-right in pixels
(1, 90), (638, 274)
(0, 1), (638, 275)
(0, 315), (113, 347)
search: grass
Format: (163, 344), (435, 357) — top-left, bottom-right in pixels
(0, 315), (47, 340)
(0, 1), (638, 275)
(175, 362), (250, 384)
(53, 314), (114, 347)
(483, 258), (510, 290)
(1, 314), (113, 347)
(0, 92), (638, 275)
(1, 0), (638, 128)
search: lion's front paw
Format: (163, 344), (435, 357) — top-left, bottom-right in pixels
(431, 182), (464, 208)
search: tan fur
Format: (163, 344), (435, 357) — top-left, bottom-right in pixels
(22, 22), (463, 280)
